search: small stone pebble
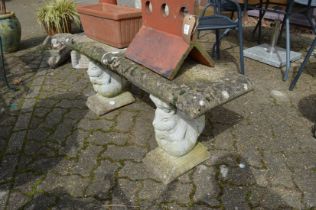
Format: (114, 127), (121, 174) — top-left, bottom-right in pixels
(239, 163), (246, 169)
(270, 90), (290, 102)
(220, 165), (229, 178)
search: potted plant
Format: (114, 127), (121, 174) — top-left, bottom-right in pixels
(0, 0), (21, 53)
(37, 0), (80, 35)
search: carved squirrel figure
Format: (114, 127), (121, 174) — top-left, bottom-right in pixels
(150, 95), (205, 157)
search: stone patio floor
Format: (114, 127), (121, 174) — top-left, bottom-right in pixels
(1, 25), (316, 209)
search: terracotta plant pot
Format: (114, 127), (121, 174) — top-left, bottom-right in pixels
(77, 3), (142, 48)
(99, 0), (117, 4)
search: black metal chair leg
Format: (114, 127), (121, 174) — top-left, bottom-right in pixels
(306, 15), (316, 34)
(2, 68), (11, 89)
(289, 37), (316, 90)
(252, 1), (267, 43)
(0, 59), (14, 90)
(0, 37), (16, 91)
(257, 6), (264, 43)
(215, 29), (221, 59)
(230, 11), (235, 19)
(252, 9), (264, 42)
(278, 15), (286, 44)
(238, 22), (245, 74)
(211, 28), (230, 56)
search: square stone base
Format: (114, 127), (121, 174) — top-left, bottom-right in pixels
(86, 92), (135, 116)
(244, 44), (302, 67)
(143, 143), (210, 184)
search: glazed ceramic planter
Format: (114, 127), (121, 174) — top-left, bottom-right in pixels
(77, 3), (142, 48)
(0, 12), (21, 53)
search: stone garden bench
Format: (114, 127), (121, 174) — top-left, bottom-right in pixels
(53, 33), (253, 184)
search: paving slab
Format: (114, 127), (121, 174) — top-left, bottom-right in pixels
(244, 43), (302, 67)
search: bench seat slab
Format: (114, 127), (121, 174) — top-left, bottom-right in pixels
(55, 33), (254, 119)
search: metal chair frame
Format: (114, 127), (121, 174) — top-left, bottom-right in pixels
(289, 35), (316, 90)
(197, 0), (245, 74)
(280, 0), (316, 36)
(288, 1), (316, 90)
(250, 1), (295, 81)
(252, 0), (316, 81)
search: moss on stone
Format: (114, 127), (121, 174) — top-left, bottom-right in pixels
(53, 34), (254, 119)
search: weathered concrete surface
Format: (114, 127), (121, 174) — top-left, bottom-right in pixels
(46, 47), (71, 69)
(71, 51), (90, 70)
(143, 143), (210, 184)
(1, 19), (316, 209)
(53, 33), (254, 119)
(86, 92), (135, 116)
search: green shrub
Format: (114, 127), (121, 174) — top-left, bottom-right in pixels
(37, 0), (80, 35)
